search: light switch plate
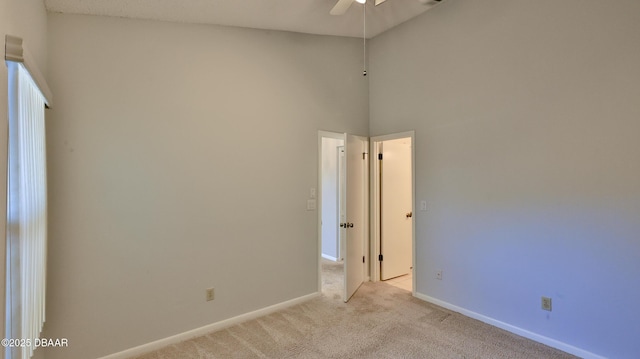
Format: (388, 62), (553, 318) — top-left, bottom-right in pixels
(307, 199), (316, 211)
(420, 200), (427, 211)
(310, 188), (316, 199)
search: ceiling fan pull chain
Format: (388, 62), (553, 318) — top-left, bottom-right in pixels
(363, 2), (367, 76)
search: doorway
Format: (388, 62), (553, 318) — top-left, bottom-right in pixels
(318, 131), (368, 303)
(318, 131), (411, 299)
(371, 132), (415, 294)
(319, 133), (345, 301)
(320, 136), (344, 263)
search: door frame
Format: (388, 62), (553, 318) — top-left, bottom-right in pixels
(369, 131), (416, 295)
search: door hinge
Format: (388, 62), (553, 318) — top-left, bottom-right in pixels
(378, 254), (383, 261)
(362, 152), (367, 160)
(378, 153), (383, 160)
(363, 256), (365, 263)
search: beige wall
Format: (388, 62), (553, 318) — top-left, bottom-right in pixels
(370, 1), (640, 358)
(44, 13), (368, 359)
(1, 0), (48, 356)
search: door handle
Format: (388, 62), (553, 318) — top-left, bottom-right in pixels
(406, 212), (413, 218)
(348, 223), (354, 228)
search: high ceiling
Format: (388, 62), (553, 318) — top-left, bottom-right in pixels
(44, 0), (441, 38)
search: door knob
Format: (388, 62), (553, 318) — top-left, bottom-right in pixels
(348, 223), (354, 228)
(406, 212), (413, 218)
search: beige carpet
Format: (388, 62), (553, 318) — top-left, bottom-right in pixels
(132, 260), (578, 359)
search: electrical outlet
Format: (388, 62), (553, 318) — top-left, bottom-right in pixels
(436, 270), (443, 280)
(206, 288), (215, 302)
(541, 296), (552, 311)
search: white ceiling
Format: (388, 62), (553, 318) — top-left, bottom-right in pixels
(44, 0), (442, 38)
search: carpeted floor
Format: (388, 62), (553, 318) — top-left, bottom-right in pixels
(132, 260), (578, 358)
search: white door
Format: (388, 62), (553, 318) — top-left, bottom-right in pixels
(344, 134), (367, 302)
(380, 138), (413, 280)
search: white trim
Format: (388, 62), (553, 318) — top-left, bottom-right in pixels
(97, 292), (320, 359)
(318, 130), (345, 140)
(370, 131), (415, 143)
(413, 292), (607, 359)
(4, 35), (53, 107)
(369, 140), (380, 282)
(321, 253), (339, 262)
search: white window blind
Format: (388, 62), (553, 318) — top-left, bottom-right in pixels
(5, 38), (50, 359)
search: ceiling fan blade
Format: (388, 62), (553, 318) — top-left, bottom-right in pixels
(375, 0), (388, 5)
(330, 0), (355, 15)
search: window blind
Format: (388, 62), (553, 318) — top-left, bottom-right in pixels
(6, 44), (49, 359)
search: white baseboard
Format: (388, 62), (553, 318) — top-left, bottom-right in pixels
(414, 292), (607, 359)
(321, 253), (338, 261)
(98, 292), (321, 359)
